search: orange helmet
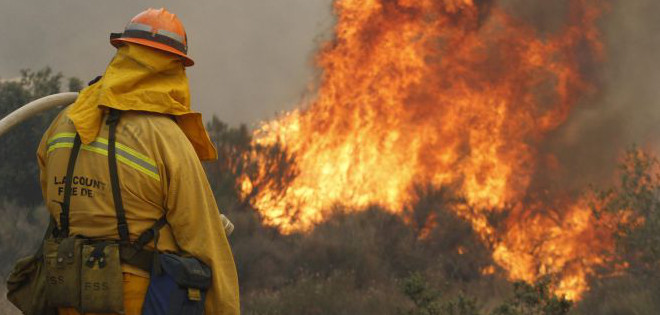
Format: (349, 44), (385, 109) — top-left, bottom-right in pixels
(110, 8), (194, 66)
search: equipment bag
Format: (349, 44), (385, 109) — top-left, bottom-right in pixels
(6, 234), (57, 315)
(80, 242), (124, 313)
(142, 253), (212, 315)
(43, 237), (84, 308)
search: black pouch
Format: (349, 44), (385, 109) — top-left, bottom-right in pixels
(142, 254), (212, 315)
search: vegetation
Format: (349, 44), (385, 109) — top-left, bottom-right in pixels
(575, 149), (660, 314)
(1, 68), (659, 314)
(0, 68), (75, 314)
(202, 120), (660, 314)
(0, 68), (63, 207)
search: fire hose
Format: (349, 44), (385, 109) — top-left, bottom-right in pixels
(0, 92), (79, 138)
(0, 93), (235, 235)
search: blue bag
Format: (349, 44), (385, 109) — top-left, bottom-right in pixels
(142, 253), (212, 315)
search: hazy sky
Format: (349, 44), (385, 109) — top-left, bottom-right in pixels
(1, 0), (659, 152)
(0, 0), (334, 125)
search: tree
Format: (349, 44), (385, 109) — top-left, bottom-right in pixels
(401, 272), (443, 315)
(0, 68), (65, 207)
(575, 148), (660, 314)
(68, 77), (84, 92)
(401, 272), (479, 315)
(491, 277), (571, 315)
(595, 148), (660, 278)
(204, 116), (297, 215)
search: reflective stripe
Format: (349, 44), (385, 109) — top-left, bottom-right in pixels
(47, 142), (75, 152)
(47, 133), (160, 181)
(125, 22), (186, 46)
(125, 23), (152, 33)
(157, 29), (185, 45)
(120, 29), (187, 54)
(92, 138), (156, 168)
(47, 132), (76, 144)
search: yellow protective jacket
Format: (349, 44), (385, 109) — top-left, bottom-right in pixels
(37, 42), (239, 314)
(37, 108), (240, 314)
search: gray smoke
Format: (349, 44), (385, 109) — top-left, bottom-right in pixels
(499, 0), (660, 192)
(2, 0), (658, 190)
(0, 0), (334, 125)
(566, 0), (660, 186)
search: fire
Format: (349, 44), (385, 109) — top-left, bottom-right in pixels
(242, 0), (616, 299)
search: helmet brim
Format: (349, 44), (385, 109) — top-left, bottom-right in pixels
(111, 37), (194, 67)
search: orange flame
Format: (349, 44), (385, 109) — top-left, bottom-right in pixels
(242, 0), (614, 299)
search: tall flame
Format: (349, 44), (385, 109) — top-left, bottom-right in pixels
(242, 0), (615, 299)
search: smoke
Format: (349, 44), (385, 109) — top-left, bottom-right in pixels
(0, 0), (334, 125)
(1, 0), (656, 145)
(495, 0), (660, 194)
(1, 0), (657, 190)
(566, 0), (660, 184)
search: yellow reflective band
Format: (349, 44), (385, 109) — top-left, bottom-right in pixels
(93, 137), (156, 167)
(77, 144), (160, 182)
(81, 144), (109, 157)
(116, 155), (160, 181)
(47, 142), (73, 153)
(48, 132), (77, 145)
(46, 134), (160, 182)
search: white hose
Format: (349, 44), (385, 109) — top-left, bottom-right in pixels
(0, 92), (79, 138)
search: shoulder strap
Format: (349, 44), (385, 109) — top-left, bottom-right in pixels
(56, 134), (82, 238)
(37, 217), (57, 258)
(106, 109), (131, 244)
(134, 216), (168, 249)
(119, 215), (167, 272)
(105, 108), (169, 271)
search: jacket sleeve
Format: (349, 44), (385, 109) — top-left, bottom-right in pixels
(37, 127), (49, 202)
(161, 133), (240, 314)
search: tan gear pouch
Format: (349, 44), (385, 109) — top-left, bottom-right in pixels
(6, 255), (57, 315)
(43, 237), (82, 308)
(80, 242), (124, 313)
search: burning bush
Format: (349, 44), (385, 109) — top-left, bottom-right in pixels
(231, 0), (618, 299)
(204, 120), (657, 312)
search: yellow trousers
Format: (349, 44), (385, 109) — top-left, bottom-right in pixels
(58, 273), (150, 315)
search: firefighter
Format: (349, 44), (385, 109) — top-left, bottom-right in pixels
(36, 8), (239, 314)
